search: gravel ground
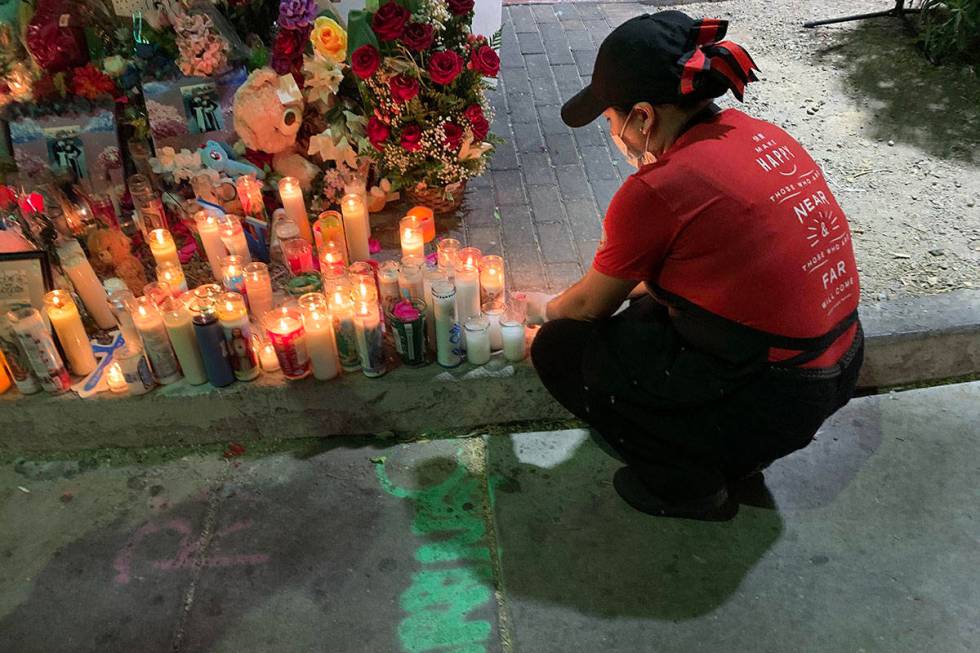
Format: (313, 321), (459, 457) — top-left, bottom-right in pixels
(594, 0), (980, 300)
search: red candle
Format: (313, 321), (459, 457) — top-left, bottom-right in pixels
(263, 307), (311, 380)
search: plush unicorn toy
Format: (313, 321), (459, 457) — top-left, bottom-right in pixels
(200, 141), (265, 179)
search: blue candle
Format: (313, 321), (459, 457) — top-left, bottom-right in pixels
(192, 300), (235, 387)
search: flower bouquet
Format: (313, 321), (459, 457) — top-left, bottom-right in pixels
(344, 0), (501, 212)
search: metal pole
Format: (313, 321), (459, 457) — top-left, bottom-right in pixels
(803, 1), (919, 29)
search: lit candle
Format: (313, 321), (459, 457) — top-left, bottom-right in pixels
(160, 297), (208, 385)
(6, 306), (71, 393)
(378, 261), (401, 307)
(243, 262), (274, 321)
(148, 228), (181, 269)
(480, 255), (505, 306)
(483, 302), (505, 351)
(399, 256), (425, 301)
(115, 343), (155, 395)
(43, 290), (97, 376)
(157, 261), (188, 295)
(298, 293), (339, 381)
(131, 296), (182, 384)
(219, 215), (252, 263)
(400, 215), (426, 260)
(423, 268), (448, 353)
(318, 240), (347, 279)
(386, 298), (428, 367)
(191, 299), (235, 387)
(236, 175), (266, 219)
(263, 306), (310, 380)
(354, 298), (386, 378)
(407, 206), (436, 243)
(220, 255), (247, 293)
(142, 281), (172, 306)
(258, 339), (280, 372)
(216, 292), (260, 381)
(501, 320), (527, 362)
(282, 237), (315, 276)
(58, 242), (116, 329)
(454, 251), (482, 333)
(464, 316), (491, 366)
(194, 211), (228, 281)
(341, 193), (371, 262)
(278, 177), (313, 245)
(315, 210), (348, 263)
(106, 362), (127, 394)
(437, 238), (461, 277)
(328, 287), (360, 372)
(108, 290), (141, 348)
(431, 279), (462, 368)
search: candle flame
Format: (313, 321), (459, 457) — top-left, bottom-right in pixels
(137, 304), (148, 317)
(107, 363), (124, 384)
(278, 318), (290, 331)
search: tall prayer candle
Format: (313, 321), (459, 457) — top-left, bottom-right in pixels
(480, 255), (505, 306)
(399, 256), (425, 301)
(108, 290), (141, 348)
(194, 211), (228, 281)
(464, 316), (491, 365)
(191, 299), (235, 387)
(131, 296), (182, 384)
(378, 261), (401, 307)
(483, 302), (505, 351)
(278, 177), (313, 245)
(236, 175), (265, 219)
(160, 298), (208, 385)
(501, 320), (527, 362)
(431, 280), (462, 368)
(243, 262), (274, 321)
(437, 239), (461, 277)
(6, 306), (71, 394)
(400, 216), (426, 260)
(58, 242), (115, 329)
(318, 240), (347, 279)
(298, 293), (339, 381)
(341, 193), (370, 262)
(423, 268), (447, 353)
(216, 292), (259, 381)
(328, 287), (360, 372)
(43, 290), (97, 376)
(407, 206), (436, 243)
(148, 228), (181, 269)
(220, 255), (247, 293)
(115, 343), (155, 395)
(315, 210), (348, 263)
(157, 261), (188, 295)
(354, 298), (386, 378)
(219, 215), (252, 263)
(454, 256), (482, 331)
(263, 306), (310, 380)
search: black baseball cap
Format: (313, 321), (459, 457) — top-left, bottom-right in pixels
(561, 11), (756, 128)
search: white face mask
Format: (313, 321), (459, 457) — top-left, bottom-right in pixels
(611, 107), (657, 168)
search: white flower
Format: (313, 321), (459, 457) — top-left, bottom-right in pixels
(308, 130), (360, 169)
(303, 55), (345, 109)
(174, 148), (201, 169)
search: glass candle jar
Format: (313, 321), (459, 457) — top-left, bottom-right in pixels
(464, 316), (491, 366)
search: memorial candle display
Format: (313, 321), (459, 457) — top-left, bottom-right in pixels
(315, 210), (348, 263)
(354, 298), (386, 378)
(148, 228), (181, 269)
(191, 299), (235, 387)
(431, 279), (462, 368)
(464, 316), (492, 366)
(220, 255), (247, 293)
(195, 211), (228, 281)
(160, 298), (208, 385)
(378, 261), (401, 307)
(278, 177), (313, 245)
(399, 216), (426, 260)
(480, 255), (506, 306)
(298, 293), (339, 381)
(341, 193), (370, 262)
(216, 292), (260, 381)
(399, 256), (425, 301)
(407, 206), (436, 242)
(243, 262), (274, 321)
(131, 296), (182, 385)
(328, 288), (360, 372)
(283, 237), (315, 275)
(263, 306), (311, 380)
(157, 261), (188, 295)
(6, 307), (71, 394)
(43, 290), (97, 376)
(59, 243), (116, 329)
(219, 216), (252, 263)
(501, 320), (527, 362)
(483, 303), (505, 351)
(437, 239), (461, 276)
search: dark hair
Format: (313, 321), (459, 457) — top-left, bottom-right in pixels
(611, 74), (731, 114)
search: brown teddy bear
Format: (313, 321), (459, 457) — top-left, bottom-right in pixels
(86, 228), (147, 295)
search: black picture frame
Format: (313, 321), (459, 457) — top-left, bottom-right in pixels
(0, 249), (53, 317)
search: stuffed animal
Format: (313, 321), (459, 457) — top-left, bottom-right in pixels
(233, 67), (318, 190)
(86, 228), (146, 295)
(201, 141), (265, 179)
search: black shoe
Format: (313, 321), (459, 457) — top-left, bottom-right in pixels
(613, 467), (735, 521)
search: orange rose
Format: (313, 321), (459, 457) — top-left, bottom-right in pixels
(310, 17), (347, 63)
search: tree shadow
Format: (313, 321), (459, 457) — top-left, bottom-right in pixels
(814, 18), (980, 163)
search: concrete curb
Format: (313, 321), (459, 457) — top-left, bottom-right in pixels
(3, 290), (978, 453)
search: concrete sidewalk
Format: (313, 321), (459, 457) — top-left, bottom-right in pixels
(1, 381), (978, 652)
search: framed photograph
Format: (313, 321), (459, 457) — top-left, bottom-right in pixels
(0, 250), (53, 385)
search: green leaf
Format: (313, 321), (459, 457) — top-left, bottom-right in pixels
(347, 10), (380, 60)
(366, 0), (381, 12)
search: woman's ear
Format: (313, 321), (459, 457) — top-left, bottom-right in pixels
(635, 102), (656, 134)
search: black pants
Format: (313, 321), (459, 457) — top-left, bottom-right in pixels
(531, 296), (864, 502)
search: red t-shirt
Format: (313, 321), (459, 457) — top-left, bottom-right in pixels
(593, 109), (860, 367)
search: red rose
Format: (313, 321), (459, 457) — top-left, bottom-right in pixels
(371, 1), (411, 41)
(428, 50), (464, 85)
(366, 116), (390, 150)
(469, 45), (500, 78)
(463, 104), (484, 124)
(447, 0), (475, 16)
(400, 124), (422, 152)
(470, 116), (490, 142)
(443, 122), (464, 150)
(351, 44), (381, 79)
(389, 74), (419, 103)
(272, 26), (309, 75)
(401, 22), (434, 51)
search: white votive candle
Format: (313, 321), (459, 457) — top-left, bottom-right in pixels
(219, 215), (252, 263)
(378, 261), (401, 307)
(398, 256), (425, 301)
(483, 303), (505, 351)
(195, 211), (228, 281)
(501, 320), (527, 362)
(400, 215), (425, 260)
(59, 243), (116, 329)
(299, 293), (339, 381)
(454, 260), (482, 329)
(132, 296), (182, 384)
(148, 228), (181, 269)
(480, 255), (505, 306)
(243, 262), (274, 321)
(431, 279), (462, 368)
(160, 297), (208, 385)
(157, 261), (188, 295)
(279, 177), (313, 245)
(464, 316), (491, 366)
(341, 193), (371, 262)
(44, 290), (97, 376)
